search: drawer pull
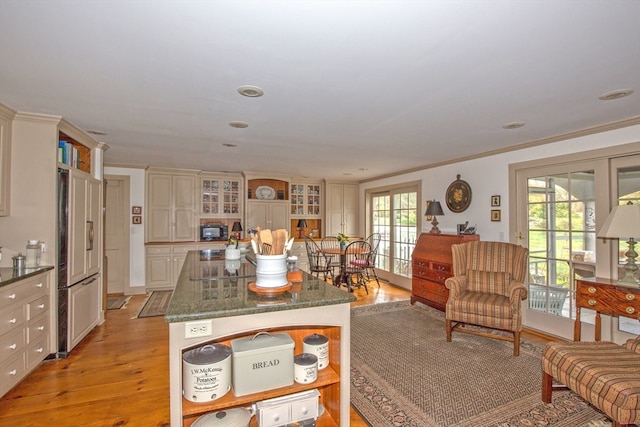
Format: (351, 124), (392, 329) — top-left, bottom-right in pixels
(9, 318), (17, 324)
(626, 293), (636, 301)
(9, 344), (16, 350)
(36, 347), (44, 353)
(588, 299), (597, 306)
(36, 283), (43, 288)
(588, 287), (597, 294)
(626, 307), (635, 315)
(8, 293), (16, 300)
(37, 325), (45, 331)
(38, 304), (45, 309)
(9, 369), (17, 376)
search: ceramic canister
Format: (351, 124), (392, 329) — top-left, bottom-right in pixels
(302, 333), (329, 370)
(183, 343), (232, 403)
(294, 353), (318, 384)
(255, 253), (287, 288)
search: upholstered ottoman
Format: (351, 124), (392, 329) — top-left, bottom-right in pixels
(541, 337), (640, 427)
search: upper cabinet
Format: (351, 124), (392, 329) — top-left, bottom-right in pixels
(0, 104), (16, 216)
(326, 182), (358, 237)
(146, 169), (197, 242)
(199, 173), (243, 218)
(290, 182), (322, 217)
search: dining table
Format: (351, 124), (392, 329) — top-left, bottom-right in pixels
(322, 243), (369, 291)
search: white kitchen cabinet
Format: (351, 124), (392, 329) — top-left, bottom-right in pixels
(199, 174), (243, 217)
(326, 183), (358, 237)
(246, 200), (289, 231)
(146, 170), (197, 242)
(290, 182), (322, 217)
(0, 104), (15, 217)
(0, 270), (52, 397)
(68, 273), (101, 351)
(145, 244), (197, 290)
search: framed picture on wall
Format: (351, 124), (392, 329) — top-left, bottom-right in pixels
(132, 215), (142, 224)
(132, 206), (142, 215)
(491, 195), (501, 207)
(491, 209), (501, 222)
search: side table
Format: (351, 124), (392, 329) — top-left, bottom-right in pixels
(574, 277), (640, 341)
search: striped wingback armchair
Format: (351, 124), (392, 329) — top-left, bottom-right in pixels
(445, 241), (529, 356)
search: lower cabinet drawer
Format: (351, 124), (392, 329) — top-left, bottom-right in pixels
(27, 335), (49, 370)
(0, 327), (26, 362)
(0, 304), (25, 336)
(27, 312), (49, 343)
(0, 352), (26, 397)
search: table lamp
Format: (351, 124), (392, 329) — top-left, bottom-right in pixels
(597, 202), (640, 285)
(297, 219), (308, 238)
(425, 200), (445, 234)
(232, 221), (243, 240)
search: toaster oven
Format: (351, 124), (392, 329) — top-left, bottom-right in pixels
(200, 224), (229, 241)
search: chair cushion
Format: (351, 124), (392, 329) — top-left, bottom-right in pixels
(446, 291), (513, 330)
(350, 259), (368, 267)
(543, 341), (640, 423)
(467, 271), (511, 297)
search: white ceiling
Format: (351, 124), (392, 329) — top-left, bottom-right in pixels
(1, 1), (639, 182)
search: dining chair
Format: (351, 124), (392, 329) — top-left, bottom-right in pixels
(365, 233), (381, 287)
(343, 240), (371, 294)
(304, 236), (332, 281)
(321, 236), (342, 278)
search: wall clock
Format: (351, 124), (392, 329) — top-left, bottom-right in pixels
(445, 174), (472, 213)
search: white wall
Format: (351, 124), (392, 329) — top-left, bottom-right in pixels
(360, 125), (640, 241)
(104, 166), (146, 291)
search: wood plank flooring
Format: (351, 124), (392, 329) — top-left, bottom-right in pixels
(0, 280), (550, 426)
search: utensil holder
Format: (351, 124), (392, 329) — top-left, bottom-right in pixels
(255, 254), (287, 288)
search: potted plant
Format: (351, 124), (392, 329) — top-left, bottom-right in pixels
(337, 233), (349, 250)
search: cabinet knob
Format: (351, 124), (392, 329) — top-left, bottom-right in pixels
(36, 347), (44, 353)
(8, 293), (16, 300)
(38, 325), (45, 331)
(9, 318), (17, 324)
(588, 287), (597, 294)
(626, 293), (636, 301)
(587, 299), (597, 306)
(301, 407), (308, 415)
(272, 415), (280, 422)
(626, 307), (635, 315)
(36, 282), (43, 288)
(9, 369), (17, 376)
(9, 344), (16, 350)
(38, 304), (45, 309)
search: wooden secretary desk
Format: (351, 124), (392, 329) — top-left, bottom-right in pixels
(574, 277), (640, 341)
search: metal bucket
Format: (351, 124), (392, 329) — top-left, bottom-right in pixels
(183, 343), (232, 403)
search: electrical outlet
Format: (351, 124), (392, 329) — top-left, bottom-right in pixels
(185, 320), (212, 338)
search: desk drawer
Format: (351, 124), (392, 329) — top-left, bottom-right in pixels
(412, 278), (448, 299)
(577, 283), (640, 319)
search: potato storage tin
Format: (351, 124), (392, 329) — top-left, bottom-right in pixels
(230, 332), (294, 396)
(183, 343), (232, 403)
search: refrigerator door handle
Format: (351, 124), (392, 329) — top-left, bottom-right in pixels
(87, 220), (94, 251)
(81, 276), (97, 286)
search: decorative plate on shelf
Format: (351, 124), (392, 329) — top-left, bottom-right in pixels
(255, 186), (276, 200)
(445, 174), (472, 213)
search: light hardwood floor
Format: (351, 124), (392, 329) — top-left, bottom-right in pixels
(0, 280), (550, 426)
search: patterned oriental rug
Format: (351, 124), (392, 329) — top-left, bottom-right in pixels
(137, 290), (173, 318)
(350, 301), (611, 427)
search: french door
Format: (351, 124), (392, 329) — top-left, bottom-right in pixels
(370, 185), (419, 288)
(515, 153), (639, 340)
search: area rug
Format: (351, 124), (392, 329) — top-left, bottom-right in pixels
(350, 300), (611, 427)
(106, 296), (130, 310)
(136, 291), (172, 318)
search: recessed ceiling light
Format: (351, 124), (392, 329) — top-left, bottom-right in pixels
(502, 122), (525, 130)
(222, 143), (237, 148)
(228, 121), (248, 128)
(237, 85), (264, 97)
(358, 168), (368, 172)
(342, 172), (352, 176)
(598, 89), (633, 101)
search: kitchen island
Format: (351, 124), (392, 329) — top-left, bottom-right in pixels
(165, 250), (355, 427)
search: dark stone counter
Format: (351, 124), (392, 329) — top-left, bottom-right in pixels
(0, 265), (54, 288)
(164, 250), (355, 323)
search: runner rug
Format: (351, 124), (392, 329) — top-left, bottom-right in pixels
(106, 296), (130, 310)
(137, 291), (172, 318)
(350, 300), (611, 427)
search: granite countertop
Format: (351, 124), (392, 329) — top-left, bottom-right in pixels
(165, 250), (355, 323)
(0, 265), (55, 288)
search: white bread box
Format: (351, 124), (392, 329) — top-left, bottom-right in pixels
(230, 332), (294, 396)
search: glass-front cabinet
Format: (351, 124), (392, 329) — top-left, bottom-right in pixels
(290, 183), (322, 217)
(199, 174), (242, 217)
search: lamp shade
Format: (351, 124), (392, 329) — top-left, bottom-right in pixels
(598, 204), (640, 239)
(425, 201), (445, 217)
(232, 221), (243, 232)
(297, 219), (308, 228)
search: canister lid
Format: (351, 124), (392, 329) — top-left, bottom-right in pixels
(183, 344), (231, 365)
(192, 408), (252, 427)
(303, 333), (328, 345)
(294, 353), (318, 366)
